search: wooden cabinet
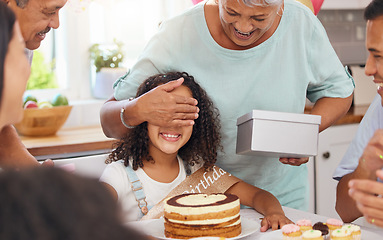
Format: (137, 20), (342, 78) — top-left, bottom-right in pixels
(315, 124), (359, 218)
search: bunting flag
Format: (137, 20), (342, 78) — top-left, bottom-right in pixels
(312, 0), (324, 15)
(191, 0), (203, 4)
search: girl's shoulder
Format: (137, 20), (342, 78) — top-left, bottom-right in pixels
(103, 160), (127, 173)
(108, 160), (125, 167)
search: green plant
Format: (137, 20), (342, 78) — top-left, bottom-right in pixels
(27, 51), (58, 90)
(89, 39), (124, 72)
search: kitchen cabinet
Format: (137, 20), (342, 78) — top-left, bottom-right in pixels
(315, 124), (359, 218)
(317, 8), (368, 65)
(322, 0), (370, 10)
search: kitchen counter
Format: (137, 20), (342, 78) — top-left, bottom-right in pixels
(20, 125), (118, 160)
(305, 104), (368, 125)
(20, 105), (369, 160)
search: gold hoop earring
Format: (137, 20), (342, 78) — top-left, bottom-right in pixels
(277, 6), (284, 17)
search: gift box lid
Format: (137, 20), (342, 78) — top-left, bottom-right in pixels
(236, 109), (321, 126)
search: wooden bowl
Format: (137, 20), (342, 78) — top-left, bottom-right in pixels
(14, 105), (72, 136)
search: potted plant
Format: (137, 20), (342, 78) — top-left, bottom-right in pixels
(89, 39), (126, 99)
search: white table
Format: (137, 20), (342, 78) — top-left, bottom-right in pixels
(128, 207), (383, 239)
(241, 207), (383, 239)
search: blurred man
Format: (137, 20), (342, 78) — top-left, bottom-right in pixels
(0, 0), (67, 168)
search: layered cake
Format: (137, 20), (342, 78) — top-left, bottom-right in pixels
(164, 193), (241, 239)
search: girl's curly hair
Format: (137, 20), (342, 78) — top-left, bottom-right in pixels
(107, 72), (222, 170)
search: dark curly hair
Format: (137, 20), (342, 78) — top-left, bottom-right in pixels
(107, 72), (222, 170)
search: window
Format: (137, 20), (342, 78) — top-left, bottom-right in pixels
(26, 0), (193, 101)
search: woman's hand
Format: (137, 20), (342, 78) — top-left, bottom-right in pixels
(279, 157), (309, 166)
(137, 78), (199, 127)
(348, 169), (383, 228)
(260, 213), (293, 232)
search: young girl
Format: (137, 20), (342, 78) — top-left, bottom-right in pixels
(100, 72), (292, 231)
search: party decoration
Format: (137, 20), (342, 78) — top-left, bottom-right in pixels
(311, 0), (324, 15)
(192, 0), (203, 5)
(66, 0), (93, 12)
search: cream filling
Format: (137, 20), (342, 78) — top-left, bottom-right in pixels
(165, 199), (240, 215)
(168, 214), (241, 226)
(177, 194), (226, 205)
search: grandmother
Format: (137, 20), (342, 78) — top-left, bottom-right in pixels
(100, 0), (354, 210)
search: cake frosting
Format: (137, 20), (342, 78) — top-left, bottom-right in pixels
(302, 229), (323, 239)
(312, 221), (329, 239)
(297, 219), (312, 226)
(331, 228), (351, 239)
(342, 224), (361, 240)
(342, 224), (360, 232)
(281, 224), (301, 234)
(164, 193), (241, 239)
(281, 224), (302, 240)
(297, 219), (313, 232)
(326, 218), (343, 226)
(326, 218), (343, 235)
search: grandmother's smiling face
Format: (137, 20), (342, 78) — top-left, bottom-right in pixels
(218, 0), (282, 48)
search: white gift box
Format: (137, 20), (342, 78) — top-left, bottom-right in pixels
(236, 110), (321, 158)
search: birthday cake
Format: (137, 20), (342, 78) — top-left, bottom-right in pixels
(164, 193), (241, 239)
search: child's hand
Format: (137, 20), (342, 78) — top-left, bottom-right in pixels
(260, 214), (293, 232)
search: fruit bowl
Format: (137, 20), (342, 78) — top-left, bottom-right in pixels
(14, 105), (72, 136)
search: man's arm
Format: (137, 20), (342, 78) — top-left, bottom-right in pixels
(336, 129), (383, 222)
(0, 125), (39, 168)
(336, 165), (368, 222)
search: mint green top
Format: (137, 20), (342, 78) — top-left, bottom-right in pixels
(113, 0), (354, 210)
